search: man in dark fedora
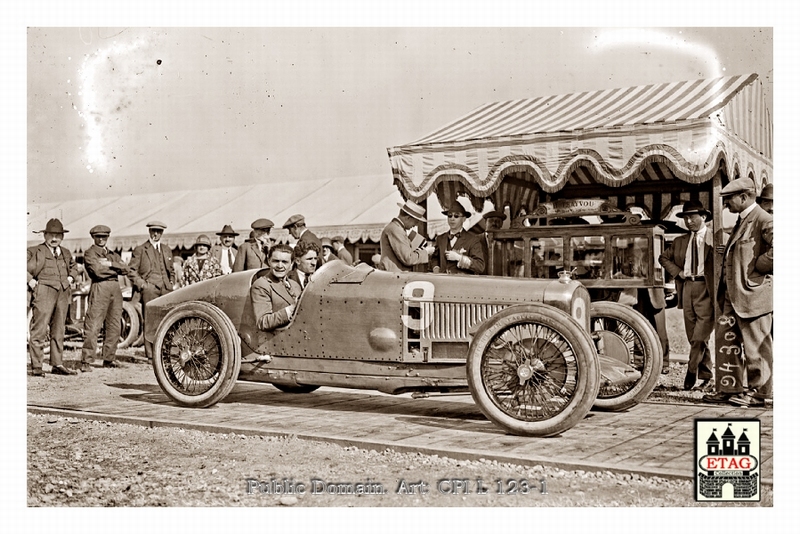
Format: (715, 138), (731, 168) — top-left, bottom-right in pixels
(27, 218), (79, 376)
(128, 221), (175, 360)
(659, 200), (715, 391)
(233, 218), (274, 272)
(211, 224), (239, 275)
(757, 183), (773, 214)
(708, 177), (773, 407)
(283, 214), (322, 249)
(379, 200), (435, 272)
(79, 225), (130, 372)
(430, 201), (485, 275)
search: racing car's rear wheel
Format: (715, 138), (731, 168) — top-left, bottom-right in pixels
(152, 301), (241, 407)
(467, 304), (600, 437)
(590, 301), (662, 411)
(117, 301), (140, 349)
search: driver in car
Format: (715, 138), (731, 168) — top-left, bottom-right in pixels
(251, 244), (302, 331)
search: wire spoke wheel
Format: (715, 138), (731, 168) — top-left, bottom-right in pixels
(467, 304), (599, 437)
(590, 301), (662, 411)
(162, 317), (223, 395)
(152, 301), (241, 407)
(481, 322), (577, 422)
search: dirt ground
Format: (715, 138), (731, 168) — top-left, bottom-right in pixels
(26, 345), (772, 508)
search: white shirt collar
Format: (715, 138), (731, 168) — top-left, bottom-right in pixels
(739, 202), (758, 220)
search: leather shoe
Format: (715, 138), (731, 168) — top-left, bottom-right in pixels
(80, 362), (93, 373)
(683, 371), (697, 391)
(52, 365), (77, 376)
(102, 360), (124, 368)
(31, 368), (45, 377)
(729, 391), (755, 408)
(703, 391), (732, 404)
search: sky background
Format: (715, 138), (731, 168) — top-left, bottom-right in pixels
(27, 26), (772, 204)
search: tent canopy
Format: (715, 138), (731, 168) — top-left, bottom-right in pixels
(27, 174), (447, 253)
(388, 74), (772, 219)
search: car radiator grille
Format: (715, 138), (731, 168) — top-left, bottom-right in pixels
(420, 302), (507, 341)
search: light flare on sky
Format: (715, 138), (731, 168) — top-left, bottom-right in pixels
(76, 36), (149, 174)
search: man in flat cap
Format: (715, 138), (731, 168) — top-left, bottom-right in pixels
(182, 235), (223, 285)
(331, 235), (353, 266)
(128, 221), (175, 360)
(283, 214), (322, 250)
(379, 200), (435, 272)
(707, 177), (773, 407)
(430, 202), (485, 275)
(79, 225), (130, 372)
(211, 224), (239, 275)
(659, 201), (715, 391)
(233, 218), (274, 272)
(27, 218), (79, 376)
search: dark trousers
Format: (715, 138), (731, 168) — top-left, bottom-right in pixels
(29, 284), (71, 369)
(80, 280), (123, 363)
(141, 285), (170, 359)
(682, 280), (714, 380)
(715, 296), (772, 394)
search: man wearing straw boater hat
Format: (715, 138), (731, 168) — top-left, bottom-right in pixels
(659, 200), (715, 391)
(211, 224), (239, 275)
(79, 225), (130, 372)
(128, 221), (175, 360)
(27, 218), (79, 376)
(378, 200), (435, 272)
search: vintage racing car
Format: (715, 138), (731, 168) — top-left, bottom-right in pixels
(144, 260), (644, 437)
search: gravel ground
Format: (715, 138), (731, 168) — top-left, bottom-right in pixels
(27, 413), (772, 507)
(26, 347), (772, 507)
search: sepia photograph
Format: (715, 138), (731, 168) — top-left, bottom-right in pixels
(7, 0), (795, 528)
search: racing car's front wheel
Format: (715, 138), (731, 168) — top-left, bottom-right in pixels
(591, 301), (663, 411)
(152, 301), (241, 407)
(467, 304), (600, 437)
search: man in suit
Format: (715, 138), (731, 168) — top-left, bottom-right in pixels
(251, 244), (302, 331)
(27, 218), (79, 376)
(379, 200), (435, 272)
(288, 240), (320, 290)
(211, 224), (239, 275)
(283, 214), (322, 249)
(331, 236), (353, 266)
(79, 225), (130, 372)
(659, 201), (715, 390)
(708, 178), (773, 407)
(233, 219), (274, 272)
(430, 202), (485, 275)
(128, 221), (175, 360)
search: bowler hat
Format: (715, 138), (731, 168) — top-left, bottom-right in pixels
(282, 214), (305, 228)
(146, 221), (167, 230)
(676, 200), (710, 219)
(757, 183), (773, 202)
(89, 224), (111, 236)
(442, 202), (472, 218)
(397, 200), (427, 222)
(216, 224), (239, 236)
(251, 218), (274, 230)
(720, 177), (756, 197)
(194, 234), (212, 248)
(36, 218), (69, 234)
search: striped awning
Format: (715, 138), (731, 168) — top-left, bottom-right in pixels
(388, 74), (772, 215)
